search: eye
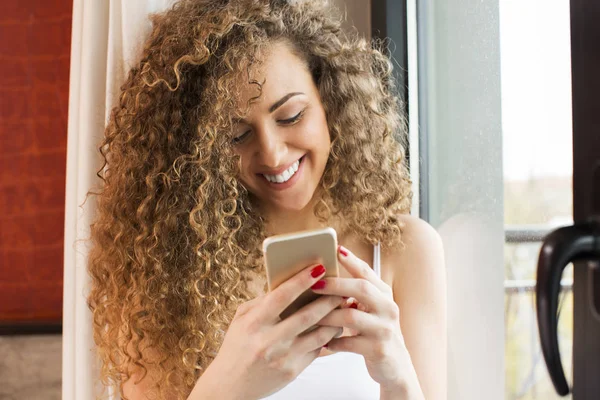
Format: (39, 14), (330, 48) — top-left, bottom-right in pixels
(278, 110), (305, 125)
(232, 130), (251, 145)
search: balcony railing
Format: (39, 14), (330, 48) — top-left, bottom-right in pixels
(505, 226), (551, 243)
(505, 278), (573, 294)
(503, 224), (573, 399)
(504, 224), (573, 293)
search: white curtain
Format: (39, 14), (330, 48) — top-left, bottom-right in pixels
(62, 1), (174, 399)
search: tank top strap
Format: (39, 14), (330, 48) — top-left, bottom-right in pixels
(373, 242), (381, 278)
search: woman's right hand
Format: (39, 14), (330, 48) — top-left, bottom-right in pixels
(190, 263), (345, 400)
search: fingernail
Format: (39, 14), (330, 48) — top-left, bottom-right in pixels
(334, 327), (343, 338)
(310, 264), (326, 278)
(349, 302), (358, 309)
(311, 279), (326, 290)
(339, 246), (348, 257)
(342, 296), (348, 300)
(323, 343), (329, 348)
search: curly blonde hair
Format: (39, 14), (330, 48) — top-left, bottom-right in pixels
(86, 0), (412, 398)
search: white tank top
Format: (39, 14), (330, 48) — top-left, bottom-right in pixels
(261, 243), (382, 399)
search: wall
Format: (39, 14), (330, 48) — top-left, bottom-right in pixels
(0, 1), (71, 399)
(0, 335), (61, 400)
(0, 0), (70, 326)
(332, 0), (371, 40)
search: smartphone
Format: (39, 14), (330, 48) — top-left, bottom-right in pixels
(263, 227), (339, 322)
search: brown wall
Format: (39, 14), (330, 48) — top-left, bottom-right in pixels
(0, 1), (72, 325)
(332, 0), (371, 40)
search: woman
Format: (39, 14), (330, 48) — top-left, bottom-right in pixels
(87, 0), (446, 399)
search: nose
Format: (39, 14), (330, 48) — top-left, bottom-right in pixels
(255, 127), (287, 169)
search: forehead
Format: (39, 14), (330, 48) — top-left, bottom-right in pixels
(235, 42), (314, 112)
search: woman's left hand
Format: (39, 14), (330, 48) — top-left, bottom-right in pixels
(311, 245), (417, 390)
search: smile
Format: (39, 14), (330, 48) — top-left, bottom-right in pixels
(262, 156), (304, 184)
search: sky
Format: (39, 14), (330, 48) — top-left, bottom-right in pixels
(499, 0), (573, 182)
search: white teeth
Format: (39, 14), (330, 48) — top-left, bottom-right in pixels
(263, 159), (301, 183)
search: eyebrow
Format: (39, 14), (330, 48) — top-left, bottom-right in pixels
(268, 92), (305, 113)
(233, 92), (305, 125)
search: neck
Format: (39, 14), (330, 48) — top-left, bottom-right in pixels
(264, 204), (322, 236)
(263, 195), (333, 235)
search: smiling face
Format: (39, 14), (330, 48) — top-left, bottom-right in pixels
(231, 42), (331, 214)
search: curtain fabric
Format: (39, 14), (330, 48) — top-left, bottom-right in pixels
(62, 1), (174, 399)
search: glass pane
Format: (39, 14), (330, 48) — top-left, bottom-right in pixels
(500, 0), (574, 398)
(501, 0), (573, 228)
(504, 243), (573, 400)
(417, 0), (574, 398)
(417, 0), (505, 398)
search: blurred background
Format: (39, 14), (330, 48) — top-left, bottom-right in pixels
(0, 1), (70, 399)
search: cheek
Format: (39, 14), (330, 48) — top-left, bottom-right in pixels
(302, 114), (331, 150)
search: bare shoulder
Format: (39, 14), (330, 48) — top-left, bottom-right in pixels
(399, 214), (442, 242)
(387, 214), (445, 276)
(385, 214), (447, 399)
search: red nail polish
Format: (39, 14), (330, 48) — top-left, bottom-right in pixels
(323, 343), (329, 348)
(311, 279), (326, 290)
(339, 246), (348, 257)
(311, 264), (325, 278)
(342, 296), (349, 300)
(349, 302), (358, 309)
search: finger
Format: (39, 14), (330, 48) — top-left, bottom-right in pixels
(338, 245), (393, 295)
(294, 325), (344, 354)
(340, 297), (355, 308)
(277, 294), (345, 337)
(264, 263), (328, 322)
(338, 299), (363, 336)
(311, 276), (392, 316)
(342, 298), (367, 313)
(316, 307), (383, 337)
(324, 335), (376, 358)
(299, 346), (326, 371)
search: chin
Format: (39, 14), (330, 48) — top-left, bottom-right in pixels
(268, 193), (315, 212)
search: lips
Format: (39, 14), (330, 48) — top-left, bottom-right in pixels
(257, 155), (305, 190)
(262, 158), (301, 183)
(257, 155), (304, 175)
